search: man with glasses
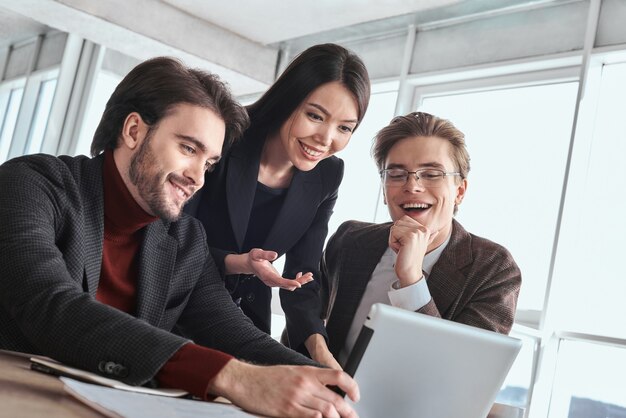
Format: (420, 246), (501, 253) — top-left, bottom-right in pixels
(318, 111), (521, 366)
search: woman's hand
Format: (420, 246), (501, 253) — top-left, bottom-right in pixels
(305, 334), (343, 370)
(225, 249), (314, 290)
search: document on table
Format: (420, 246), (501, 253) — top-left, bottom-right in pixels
(61, 378), (258, 418)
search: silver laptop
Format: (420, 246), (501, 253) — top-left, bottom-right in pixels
(343, 303), (521, 418)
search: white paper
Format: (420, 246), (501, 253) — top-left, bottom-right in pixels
(62, 378), (258, 418)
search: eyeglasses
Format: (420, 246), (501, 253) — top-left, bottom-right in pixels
(380, 168), (461, 188)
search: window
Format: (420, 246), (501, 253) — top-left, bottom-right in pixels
(24, 78), (57, 155)
(496, 329), (539, 411)
(0, 69), (58, 162)
(418, 82), (579, 315)
(0, 87), (25, 163)
(549, 339), (626, 418)
(549, 62), (626, 339)
(74, 70), (122, 156)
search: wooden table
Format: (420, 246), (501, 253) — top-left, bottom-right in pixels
(0, 350), (105, 417)
(1, 349), (524, 418)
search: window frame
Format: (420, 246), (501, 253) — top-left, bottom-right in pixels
(4, 67), (59, 160)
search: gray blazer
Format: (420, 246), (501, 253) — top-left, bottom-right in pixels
(0, 153), (312, 386)
(321, 220), (521, 357)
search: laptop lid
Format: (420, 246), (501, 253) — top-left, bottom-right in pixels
(343, 303), (522, 418)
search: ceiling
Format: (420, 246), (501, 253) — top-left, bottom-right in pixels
(0, 7), (49, 46)
(0, 0), (562, 94)
(1, 0), (540, 49)
(162, 0), (461, 45)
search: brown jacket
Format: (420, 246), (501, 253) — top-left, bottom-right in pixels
(321, 219), (521, 357)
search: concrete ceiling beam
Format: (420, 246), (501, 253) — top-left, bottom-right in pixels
(0, 0), (276, 95)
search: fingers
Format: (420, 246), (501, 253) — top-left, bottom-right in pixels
(335, 374), (360, 404)
(250, 256), (299, 289)
(254, 266), (316, 290)
(248, 248), (314, 290)
(316, 369), (360, 404)
(388, 229), (400, 253)
(389, 217), (432, 246)
(249, 248), (279, 262)
(300, 396), (342, 418)
(289, 396), (357, 418)
(295, 271), (314, 286)
(279, 272), (314, 291)
(262, 270), (301, 289)
(226, 363), (358, 418)
(279, 280), (301, 291)
(394, 215), (429, 232)
(297, 372), (358, 418)
(288, 404), (333, 418)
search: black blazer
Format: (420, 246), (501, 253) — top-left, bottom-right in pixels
(0, 153), (313, 386)
(186, 132), (343, 352)
(321, 220), (521, 358)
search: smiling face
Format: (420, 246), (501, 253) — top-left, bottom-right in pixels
(383, 135), (467, 245)
(122, 103), (225, 221)
(277, 81), (359, 171)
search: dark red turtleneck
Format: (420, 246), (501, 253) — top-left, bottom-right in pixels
(97, 150), (232, 399)
(97, 150), (157, 312)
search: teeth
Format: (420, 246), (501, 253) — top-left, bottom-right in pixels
(402, 203), (430, 209)
(173, 183), (187, 199)
(301, 143), (323, 157)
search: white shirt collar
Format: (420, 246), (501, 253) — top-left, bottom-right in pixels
(422, 232), (451, 277)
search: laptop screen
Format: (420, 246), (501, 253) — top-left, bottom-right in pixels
(340, 303), (521, 418)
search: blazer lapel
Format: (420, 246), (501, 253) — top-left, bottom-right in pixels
(426, 220), (473, 316)
(263, 169), (321, 254)
(226, 138), (263, 250)
(327, 224), (389, 356)
(135, 221), (177, 327)
(81, 156), (105, 297)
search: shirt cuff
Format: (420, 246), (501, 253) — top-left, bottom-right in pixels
(156, 342), (233, 400)
(388, 276), (432, 311)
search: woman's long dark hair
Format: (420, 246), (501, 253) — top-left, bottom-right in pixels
(246, 43), (371, 137)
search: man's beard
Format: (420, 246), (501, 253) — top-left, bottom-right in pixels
(128, 132), (188, 222)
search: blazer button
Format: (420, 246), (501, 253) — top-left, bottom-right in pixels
(98, 361), (116, 374)
(98, 361), (128, 377)
(246, 292), (255, 302)
(113, 364), (129, 378)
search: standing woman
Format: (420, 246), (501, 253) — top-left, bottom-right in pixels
(186, 43), (370, 368)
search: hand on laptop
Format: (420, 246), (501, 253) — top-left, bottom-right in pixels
(389, 216), (439, 287)
(305, 334), (343, 370)
(208, 359), (360, 418)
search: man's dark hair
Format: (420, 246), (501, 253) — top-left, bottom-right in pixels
(90, 57), (249, 156)
(246, 43), (371, 137)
